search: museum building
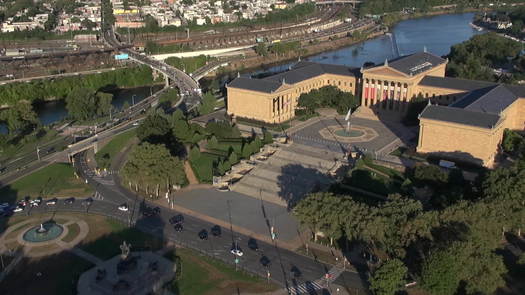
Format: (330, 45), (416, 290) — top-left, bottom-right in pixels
(226, 51), (525, 167)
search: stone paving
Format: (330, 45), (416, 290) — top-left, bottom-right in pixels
(231, 143), (344, 208)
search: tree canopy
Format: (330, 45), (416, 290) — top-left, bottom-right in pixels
(65, 88), (113, 121)
(297, 86), (359, 115)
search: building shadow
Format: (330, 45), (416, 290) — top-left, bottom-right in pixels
(276, 164), (333, 210)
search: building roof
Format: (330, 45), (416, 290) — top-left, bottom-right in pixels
(419, 105), (501, 129)
(264, 61), (357, 84)
(227, 77), (282, 93)
(451, 84), (518, 114)
(227, 61), (357, 93)
(419, 76), (496, 91)
(387, 52), (447, 76)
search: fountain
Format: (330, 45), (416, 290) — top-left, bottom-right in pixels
(22, 221), (64, 243)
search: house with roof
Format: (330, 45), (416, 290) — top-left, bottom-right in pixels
(226, 61), (359, 123)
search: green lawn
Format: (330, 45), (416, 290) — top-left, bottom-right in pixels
(189, 152), (221, 183)
(80, 218), (164, 260)
(0, 163), (93, 203)
(167, 248), (275, 295)
(62, 223), (80, 243)
(95, 129), (136, 169)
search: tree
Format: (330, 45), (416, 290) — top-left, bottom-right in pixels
(198, 92), (216, 115)
(81, 18), (96, 30)
(255, 43), (268, 56)
(122, 142), (187, 196)
(228, 151), (238, 165)
(136, 113), (171, 145)
(263, 130), (273, 144)
(420, 246), (462, 295)
(65, 88), (114, 121)
(0, 101), (38, 134)
(369, 259), (407, 295)
(502, 129), (524, 153)
(208, 136), (219, 149)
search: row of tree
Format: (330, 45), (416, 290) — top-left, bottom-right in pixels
(0, 66), (154, 107)
(446, 32), (522, 83)
(294, 152), (525, 294)
(297, 86), (360, 115)
(359, 0), (524, 16)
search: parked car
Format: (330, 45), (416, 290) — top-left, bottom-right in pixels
(13, 205), (24, 212)
(118, 203), (129, 211)
(198, 229), (208, 240)
(174, 223), (183, 232)
(211, 225), (221, 237)
(46, 198), (58, 205)
(169, 214), (184, 225)
(64, 197), (75, 205)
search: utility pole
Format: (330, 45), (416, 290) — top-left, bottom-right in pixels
(132, 94), (136, 106)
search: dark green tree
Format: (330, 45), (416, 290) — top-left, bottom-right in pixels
(369, 259), (407, 295)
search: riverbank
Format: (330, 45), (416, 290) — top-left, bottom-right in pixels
(206, 27), (384, 77)
(202, 9), (484, 78)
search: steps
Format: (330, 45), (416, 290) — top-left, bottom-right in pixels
(230, 143), (340, 207)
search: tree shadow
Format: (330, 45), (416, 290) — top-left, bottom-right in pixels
(0, 185), (20, 236)
(277, 164), (333, 210)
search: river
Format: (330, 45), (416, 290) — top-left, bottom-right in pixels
(251, 12), (482, 75)
(1, 13), (481, 134)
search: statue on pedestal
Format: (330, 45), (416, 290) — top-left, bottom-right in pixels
(120, 241), (131, 260)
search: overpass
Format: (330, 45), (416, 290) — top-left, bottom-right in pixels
(104, 29), (202, 108)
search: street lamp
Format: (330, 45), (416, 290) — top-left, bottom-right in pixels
(36, 146), (41, 161)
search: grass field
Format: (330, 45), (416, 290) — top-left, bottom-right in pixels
(167, 248), (277, 295)
(80, 218), (164, 260)
(94, 129), (136, 169)
(0, 163), (93, 203)
(189, 152), (221, 183)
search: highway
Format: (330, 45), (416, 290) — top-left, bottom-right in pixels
(103, 29), (202, 109)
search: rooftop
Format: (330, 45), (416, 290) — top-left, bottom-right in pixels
(384, 52), (447, 76)
(227, 61), (358, 93)
(419, 104), (501, 129)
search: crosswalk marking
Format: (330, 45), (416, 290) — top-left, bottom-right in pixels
(93, 191), (104, 200)
(289, 281), (325, 295)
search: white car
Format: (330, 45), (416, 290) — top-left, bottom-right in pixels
(230, 248), (244, 257)
(118, 204), (129, 211)
(46, 198), (57, 205)
(13, 206), (24, 212)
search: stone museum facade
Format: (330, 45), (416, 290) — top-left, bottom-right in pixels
(226, 52), (525, 167)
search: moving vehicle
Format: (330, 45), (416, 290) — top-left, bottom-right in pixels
(169, 214), (184, 225)
(46, 198), (58, 205)
(118, 203), (129, 211)
(82, 197), (93, 206)
(198, 229), (208, 240)
(174, 223), (183, 232)
(211, 225), (221, 237)
(230, 247), (244, 257)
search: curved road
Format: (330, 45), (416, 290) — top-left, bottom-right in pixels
(50, 151), (367, 294)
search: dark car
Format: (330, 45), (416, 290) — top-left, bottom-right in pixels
(198, 229), (208, 240)
(143, 208), (155, 217)
(169, 214), (184, 225)
(260, 256), (271, 267)
(82, 197), (93, 206)
(211, 225), (221, 237)
(153, 207), (160, 214)
(174, 223), (183, 232)
(248, 238), (259, 251)
(64, 197), (75, 205)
